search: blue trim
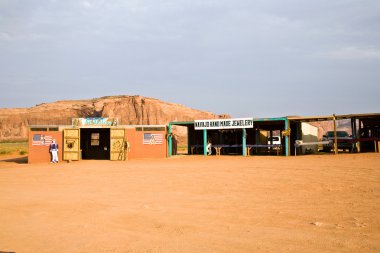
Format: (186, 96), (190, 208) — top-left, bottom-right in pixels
(253, 117), (287, 122)
(242, 128), (247, 156)
(285, 119), (289, 157)
(169, 121), (194, 126)
(168, 123), (172, 157)
(203, 129), (207, 156)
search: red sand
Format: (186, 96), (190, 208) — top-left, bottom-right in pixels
(0, 154), (379, 253)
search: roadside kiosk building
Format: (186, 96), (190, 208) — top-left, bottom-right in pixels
(168, 117), (292, 157)
(168, 113), (380, 157)
(28, 118), (167, 163)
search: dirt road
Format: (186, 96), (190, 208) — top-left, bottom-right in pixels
(0, 154), (379, 253)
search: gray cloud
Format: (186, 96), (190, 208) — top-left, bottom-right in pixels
(0, 0), (379, 116)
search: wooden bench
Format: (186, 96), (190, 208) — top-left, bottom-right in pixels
(212, 145), (232, 156)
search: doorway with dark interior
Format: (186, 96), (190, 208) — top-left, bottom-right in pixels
(80, 128), (110, 160)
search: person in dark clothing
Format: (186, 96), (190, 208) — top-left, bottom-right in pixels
(172, 134), (178, 155)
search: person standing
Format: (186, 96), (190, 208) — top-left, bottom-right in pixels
(207, 140), (212, 155)
(50, 139), (59, 163)
(172, 134), (178, 156)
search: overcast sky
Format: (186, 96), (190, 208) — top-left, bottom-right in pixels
(0, 0), (379, 117)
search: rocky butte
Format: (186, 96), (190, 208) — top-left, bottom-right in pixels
(0, 95), (229, 142)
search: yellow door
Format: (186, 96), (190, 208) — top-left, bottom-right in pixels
(110, 128), (125, 161)
(63, 128), (80, 161)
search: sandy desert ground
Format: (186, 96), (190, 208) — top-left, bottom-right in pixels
(0, 153), (379, 253)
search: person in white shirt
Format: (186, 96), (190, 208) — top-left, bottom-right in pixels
(207, 141), (212, 155)
(49, 139), (59, 163)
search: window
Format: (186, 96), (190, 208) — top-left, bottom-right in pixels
(91, 133), (100, 146)
(136, 127), (166, 131)
(30, 128), (47, 131)
(337, 131), (349, 137)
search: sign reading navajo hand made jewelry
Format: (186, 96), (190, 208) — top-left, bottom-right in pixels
(194, 118), (254, 130)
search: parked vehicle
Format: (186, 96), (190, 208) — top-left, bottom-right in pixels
(322, 131), (353, 152)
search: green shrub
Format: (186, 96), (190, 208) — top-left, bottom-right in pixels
(0, 142), (28, 156)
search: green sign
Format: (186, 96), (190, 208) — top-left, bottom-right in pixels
(72, 118), (118, 127)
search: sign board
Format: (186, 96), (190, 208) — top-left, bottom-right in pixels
(194, 118), (254, 130)
(72, 118), (118, 127)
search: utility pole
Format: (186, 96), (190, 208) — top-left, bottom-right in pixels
(333, 114), (338, 155)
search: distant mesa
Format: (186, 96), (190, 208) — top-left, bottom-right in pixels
(0, 95), (229, 142)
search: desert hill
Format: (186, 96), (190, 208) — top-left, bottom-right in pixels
(0, 95), (229, 141)
(309, 120), (352, 139)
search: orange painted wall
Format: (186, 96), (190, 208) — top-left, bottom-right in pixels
(28, 128), (167, 163)
(28, 131), (63, 164)
(125, 129), (167, 159)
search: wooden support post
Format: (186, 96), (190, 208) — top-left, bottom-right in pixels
(187, 127), (191, 155)
(333, 114), (338, 155)
(352, 117), (357, 152)
(358, 119), (362, 153)
(255, 128), (260, 155)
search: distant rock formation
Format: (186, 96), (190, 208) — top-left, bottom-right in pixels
(0, 95), (229, 141)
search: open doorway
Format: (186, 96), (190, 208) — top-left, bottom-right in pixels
(80, 128), (110, 160)
(172, 125), (189, 155)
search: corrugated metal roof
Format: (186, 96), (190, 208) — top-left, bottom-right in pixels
(287, 113), (380, 122)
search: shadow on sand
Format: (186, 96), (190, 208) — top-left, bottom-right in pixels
(0, 156), (28, 164)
